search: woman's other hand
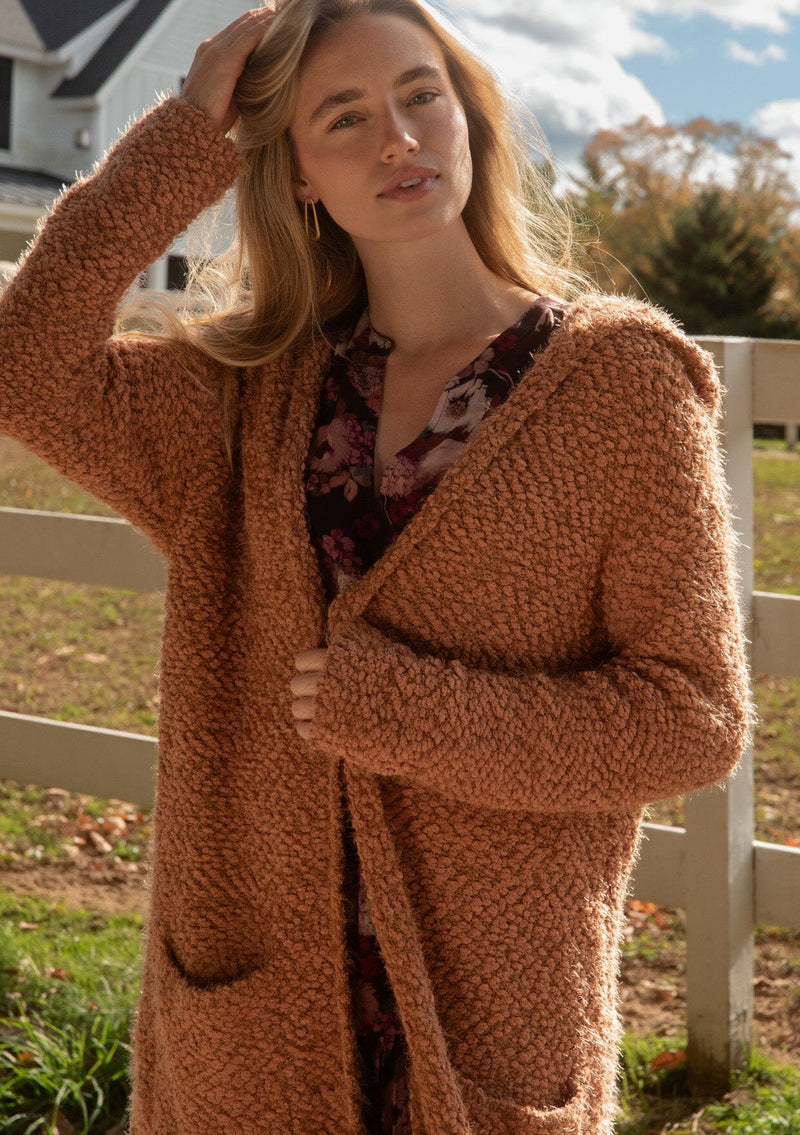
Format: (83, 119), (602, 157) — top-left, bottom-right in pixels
(291, 647), (329, 741)
(180, 8), (274, 133)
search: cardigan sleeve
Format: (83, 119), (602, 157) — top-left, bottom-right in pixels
(0, 96), (243, 556)
(309, 329), (755, 813)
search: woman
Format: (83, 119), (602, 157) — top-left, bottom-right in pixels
(0, 2), (753, 1133)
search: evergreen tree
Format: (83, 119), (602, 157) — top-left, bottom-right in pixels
(569, 117), (800, 336)
(639, 188), (799, 338)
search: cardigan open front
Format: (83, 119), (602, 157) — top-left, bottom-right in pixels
(0, 98), (753, 1135)
(309, 298), (568, 1133)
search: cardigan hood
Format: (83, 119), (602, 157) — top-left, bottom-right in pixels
(0, 97), (754, 1135)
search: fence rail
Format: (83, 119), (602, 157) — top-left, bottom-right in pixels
(1, 332), (799, 1092)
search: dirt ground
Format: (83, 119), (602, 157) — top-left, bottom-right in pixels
(1, 854), (797, 1071)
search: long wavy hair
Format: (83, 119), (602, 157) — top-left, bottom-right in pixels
(117, 0), (593, 470)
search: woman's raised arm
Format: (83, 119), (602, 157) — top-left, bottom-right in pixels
(0, 10), (272, 556)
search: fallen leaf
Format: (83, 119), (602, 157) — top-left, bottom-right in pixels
(88, 831), (113, 855)
(53, 1111), (77, 1135)
(17, 922), (39, 931)
(656, 986), (679, 1003)
(650, 1048), (687, 1072)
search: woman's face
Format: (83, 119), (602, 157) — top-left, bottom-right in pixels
(289, 13), (473, 250)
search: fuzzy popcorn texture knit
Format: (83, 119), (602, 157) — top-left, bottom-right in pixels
(0, 97), (754, 1134)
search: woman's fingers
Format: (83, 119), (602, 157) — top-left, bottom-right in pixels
(291, 647), (327, 735)
(290, 671), (321, 697)
(294, 647), (328, 672)
(180, 7), (274, 131)
(291, 695), (316, 720)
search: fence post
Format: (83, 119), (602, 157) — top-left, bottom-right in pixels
(684, 338), (755, 1093)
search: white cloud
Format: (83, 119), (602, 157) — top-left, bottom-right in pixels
(643, 0), (800, 33)
(726, 40), (787, 63)
(448, 0), (800, 42)
(753, 98), (800, 133)
(450, 1), (670, 59)
(752, 100), (800, 189)
(441, 1), (798, 179)
(443, 3), (666, 177)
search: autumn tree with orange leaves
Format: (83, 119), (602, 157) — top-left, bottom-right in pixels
(570, 116), (800, 337)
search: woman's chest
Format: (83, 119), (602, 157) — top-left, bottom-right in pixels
(372, 363), (451, 499)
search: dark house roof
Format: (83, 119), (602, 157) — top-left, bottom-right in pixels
(53, 0), (175, 98)
(0, 165), (70, 208)
(19, 0), (128, 51)
(18, 0), (177, 98)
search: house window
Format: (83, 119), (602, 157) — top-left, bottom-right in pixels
(0, 57), (12, 151)
(167, 254), (190, 290)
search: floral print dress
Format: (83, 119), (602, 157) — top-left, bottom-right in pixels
(303, 294), (567, 1134)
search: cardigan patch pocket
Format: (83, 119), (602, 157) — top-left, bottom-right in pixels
(454, 1069), (585, 1135)
(152, 933), (276, 1122)
(163, 937), (260, 992)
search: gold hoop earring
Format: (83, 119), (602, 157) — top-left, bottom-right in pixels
(304, 197), (321, 241)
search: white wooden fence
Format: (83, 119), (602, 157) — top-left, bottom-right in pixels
(1, 335), (799, 1093)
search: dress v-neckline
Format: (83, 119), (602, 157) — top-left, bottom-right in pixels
(294, 292), (571, 634)
(368, 303), (540, 502)
(372, 377), (454, 502)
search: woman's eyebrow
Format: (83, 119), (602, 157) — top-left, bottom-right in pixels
(308, 64), (444, 123)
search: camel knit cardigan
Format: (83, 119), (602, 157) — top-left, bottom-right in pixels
(0, 97), (753, 1135)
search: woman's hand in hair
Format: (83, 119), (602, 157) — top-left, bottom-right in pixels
(290, 647), (329, 741)
(180, 7), (274, 134)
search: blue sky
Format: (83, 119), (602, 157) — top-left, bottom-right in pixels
(627, 11), (799, 123)
(438, 1), (800, 187)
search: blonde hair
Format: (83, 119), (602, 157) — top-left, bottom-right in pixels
(117, 0), (593, 469)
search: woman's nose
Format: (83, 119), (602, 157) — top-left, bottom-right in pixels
(380, 109), (420, 161)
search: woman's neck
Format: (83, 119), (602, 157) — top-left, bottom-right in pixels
(354, 220), (537, 360)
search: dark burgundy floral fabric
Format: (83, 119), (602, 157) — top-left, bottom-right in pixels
(304, 294), (567, 1134)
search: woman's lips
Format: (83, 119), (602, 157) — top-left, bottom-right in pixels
(378, 175), (440, 201)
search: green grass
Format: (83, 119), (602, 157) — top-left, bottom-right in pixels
(0, 447), (116, 517)
(617, 1037), (800, 1134)
(752, 451), (800, 596)
(704, 1055), (800, 1133)
(616, 1032), (691, 1133)
(1, 888), (796, 1135)
(0, 892), (141, 1133)
(0, 575), (163, 736)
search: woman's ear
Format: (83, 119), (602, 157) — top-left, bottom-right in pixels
(293, 177), (318, 206)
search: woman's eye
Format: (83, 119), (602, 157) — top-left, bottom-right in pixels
(330, 113), (359, 131)
(409, 90), (441, 106)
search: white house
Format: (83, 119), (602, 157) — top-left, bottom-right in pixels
(0, 0), (246, 285)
